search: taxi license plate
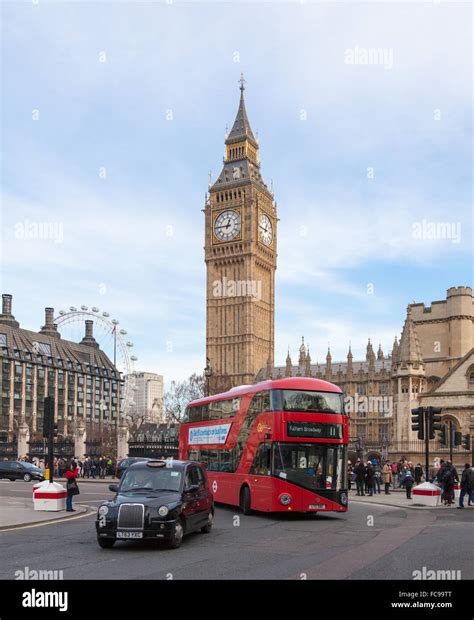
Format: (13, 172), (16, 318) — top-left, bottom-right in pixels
(117, 531), (143, 539)
(309, 504), (325, 510)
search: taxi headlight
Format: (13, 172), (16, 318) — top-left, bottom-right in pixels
(340, 492), (348, 506)
(279, 493), (291, 506)
(158, 506), (169, 517)
(98, 505), (109, 516)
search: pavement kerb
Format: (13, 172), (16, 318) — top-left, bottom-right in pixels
(0, 504), (93, 532)
(350, 497), (462, 511)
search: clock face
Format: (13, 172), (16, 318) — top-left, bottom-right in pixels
(259, 212), (273, 246)
(214, 210), (241, 242)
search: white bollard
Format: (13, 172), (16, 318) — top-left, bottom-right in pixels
(33, 481), (67, 511)
(412, 482), (441, 507)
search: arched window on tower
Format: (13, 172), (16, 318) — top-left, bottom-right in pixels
(466, 364), (474, 387)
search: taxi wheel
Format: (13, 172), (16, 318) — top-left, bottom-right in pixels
(240, 486), (252, 515)
(97, 538), (115, 549)
(167, 519), (184, 549)
(201, 510), (213, 533)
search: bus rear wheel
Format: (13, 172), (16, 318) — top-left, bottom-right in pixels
(240, 486), (252, 515)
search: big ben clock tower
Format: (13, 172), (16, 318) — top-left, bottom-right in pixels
(205, 75), (277, 394)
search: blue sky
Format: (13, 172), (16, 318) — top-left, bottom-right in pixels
(1, 1), (472, 383)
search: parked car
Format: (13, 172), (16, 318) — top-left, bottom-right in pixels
(115, 457), (150, 479)
(96, 459), (214, 549)
(0, 460), (45, 482)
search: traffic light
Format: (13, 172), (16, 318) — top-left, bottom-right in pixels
(43, 396), (54, 438)
(411, 407), (425, 439)
(461, 433), (471, 451)
(428, 406), (442, 440)
(454, 431), (462, 446)
(53, 423), (58, 438)
(439, 424), (448, 447)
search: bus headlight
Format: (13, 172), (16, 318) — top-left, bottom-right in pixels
(339, 492), (348, 506)
(158, 506), (169, 517)
(279, 493), (291, 506)
(98, 505), (109, 516)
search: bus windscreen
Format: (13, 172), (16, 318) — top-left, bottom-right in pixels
(274, 390), (344, 414)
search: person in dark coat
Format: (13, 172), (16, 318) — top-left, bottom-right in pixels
(414, 463), (423, 484)
(439, 460), (459, 506)
(354, 460), (366, 496)
(365, 462), (375, 497)
(458, 463), (473, 509)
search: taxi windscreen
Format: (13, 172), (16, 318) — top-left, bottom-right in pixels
(120, 468), (182, 493)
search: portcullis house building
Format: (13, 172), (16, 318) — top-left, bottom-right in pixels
(0, 294), (122, 458)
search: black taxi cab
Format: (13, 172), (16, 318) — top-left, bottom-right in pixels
(95, 459), (214, 549)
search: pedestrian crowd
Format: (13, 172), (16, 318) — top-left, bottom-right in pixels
(17, 454), (117, 479)
(74, 456), (116, 479)
(347, 457), (474, 507)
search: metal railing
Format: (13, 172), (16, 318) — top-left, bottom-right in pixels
(128, 440), (179, 459)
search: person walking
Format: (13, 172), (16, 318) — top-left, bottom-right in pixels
(355, 460), (366, 496)
(347, 461), (353, 491)
(401, 466), (414, 499)
(458, 463), (472, 509)
(414, 463), (423, 485)
(65, 461), (80, 512)
(383, 460), (392, 494)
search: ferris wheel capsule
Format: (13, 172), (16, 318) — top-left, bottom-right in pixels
(92, 307), (99, 312)
(131, 355), (138, 361)
(81, 305), (88, 311)
(59, 310), (66, 315)
(69, 306), (77, 312)
(126, 341), (133, 347)
(112, 319), (119, 325)
(102, 312), (110, 317)
(119, 329), (127, 335)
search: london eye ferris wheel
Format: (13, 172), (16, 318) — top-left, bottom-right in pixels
(53, 305), (138, 424)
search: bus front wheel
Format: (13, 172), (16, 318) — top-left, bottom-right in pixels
(240, 486), (252, 515)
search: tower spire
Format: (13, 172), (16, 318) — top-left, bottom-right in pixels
(226, 76), (256, 144)
(239, 72), (246, 95)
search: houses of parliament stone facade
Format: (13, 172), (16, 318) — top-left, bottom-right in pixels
(205, 79), (473, 461)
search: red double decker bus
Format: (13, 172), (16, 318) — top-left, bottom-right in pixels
(179, 377), (349, 514)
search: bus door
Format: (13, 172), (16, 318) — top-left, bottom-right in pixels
(249, 443), (273, 511)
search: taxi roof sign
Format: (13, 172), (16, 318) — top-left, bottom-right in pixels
(146, 460), (167, 468)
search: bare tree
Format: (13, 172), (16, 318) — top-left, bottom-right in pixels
(163, 373), (205, 423)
